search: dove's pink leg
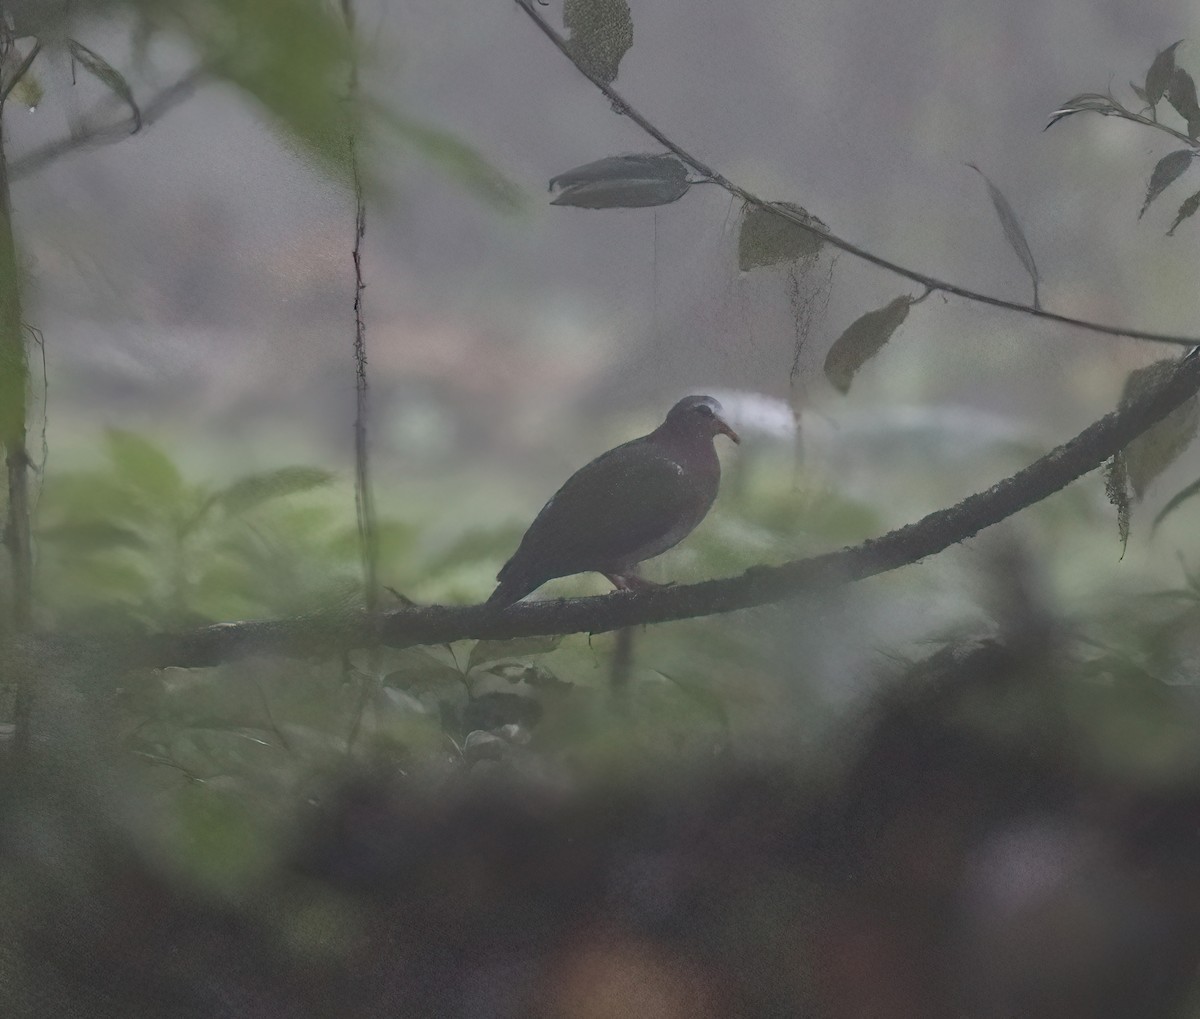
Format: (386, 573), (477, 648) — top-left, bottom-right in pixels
(603, 572), (672, 592)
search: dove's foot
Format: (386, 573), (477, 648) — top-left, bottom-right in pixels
(604, 573), (674, 592)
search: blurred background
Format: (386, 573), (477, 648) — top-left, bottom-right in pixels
(5, 0), (1200, 1015)
(14, 0), (1200, 612)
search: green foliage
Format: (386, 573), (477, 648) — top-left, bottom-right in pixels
(967, 163), (1041, 307)
(1139, 150), (1195, 218)
(1103, 451), (1131, 554)
(9, 0), (519, 205)
(737, 202), (826, 271)
(1120, 359), (1200, 499)
(37, 431), (337, 625)
(549, 153), (691, 208)
(823, 295), (914, 394)
(563, 0), (633, 86)
(388, 113), (524, 212)
(1050, 44), (1200, 233)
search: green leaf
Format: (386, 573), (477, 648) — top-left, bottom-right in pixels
(1146, 41), (1185, 105)
(1152, 476), (1200, 533)
(1167, 189), (1200, 235)
(1140, 150), (1195, 218)
(12, 70), (43, 111)
(823, 296), (913, 394)
(968, 164), (1041, 307)
(1167, 67), (1200, 136)
(105, 429), (183, 504)
(389, 112), (524, 211)
(68, 39), (141, 131)
(123, 0), (360, 179)
(563, 0), (633, 86)
(1120, 359), (1200, 499)
(38, 519), (149, 552)
(214, 466), (334, 516)
(1104, 453), (1131, 556)
(1044, 92), (1120, 131)
(737, 202), (827, 271)
(467, 635), (563, 672)
(549, 154), (690, 208)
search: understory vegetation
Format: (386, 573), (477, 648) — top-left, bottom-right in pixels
(4, 3), (1200, 1017)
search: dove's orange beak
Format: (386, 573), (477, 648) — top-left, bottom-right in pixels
(715, 416), (741, 444)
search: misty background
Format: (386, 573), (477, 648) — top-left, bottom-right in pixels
(9, 0), (1200, 624)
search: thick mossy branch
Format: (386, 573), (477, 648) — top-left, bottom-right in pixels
(109, 350), (1200, 670)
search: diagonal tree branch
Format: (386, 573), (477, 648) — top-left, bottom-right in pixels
(8, 66), (203, 182)
(513, 0), (1200, 351)
(103, 348), (1200, 671)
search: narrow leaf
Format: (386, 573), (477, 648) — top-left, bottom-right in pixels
(968, 164), (1041, 308)
(1167, 189), (1200, 235)
(37, 520), (149, 552)
(467, 635), (563, 672)
(1045, 92), (1120, 131)
(549, 153), (687, 192)
(737, 202), (827, 271)
(214, 467), (334, 516)
(390, 113), (524, 211)
(1104, 453), (1131, 556)
(1139, 150), (1195, 218)
(1167, 68), (1200, 133)
(1130, 81), (1150, 104)
(1146, 41), (1186, 105)
(823, 296), (913, 394)
(68, 39), (140, 132)
(105, 430), (183, 503)
(548, 151), (691, 206)
(1121, 359), (1200, 499)
(1152, 477), (1200, 533)
(563, 0), (633, 86)
(550, 175), (689, 208)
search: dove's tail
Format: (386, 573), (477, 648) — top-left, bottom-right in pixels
(486, 561), (539, 608)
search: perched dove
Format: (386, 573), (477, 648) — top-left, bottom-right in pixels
(488, 395), (739, 606)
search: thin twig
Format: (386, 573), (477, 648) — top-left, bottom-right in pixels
(8, 67), (203, 182)
(103, 348), (1200, 670)
(1109, 103), (1199, 150)
(513, 0), (1200, 351)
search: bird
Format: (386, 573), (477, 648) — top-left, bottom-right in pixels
(487, 395), (740, 607)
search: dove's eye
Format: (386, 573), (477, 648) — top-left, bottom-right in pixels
(695, 404), (714, 418)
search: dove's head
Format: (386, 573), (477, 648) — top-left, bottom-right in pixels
(660, 395), (740, 445)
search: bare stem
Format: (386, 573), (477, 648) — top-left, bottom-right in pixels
(0, 31), (32, 754)
(341, 0), (380, 752)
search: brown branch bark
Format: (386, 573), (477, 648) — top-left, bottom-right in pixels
(113, 348), (1200, 671)
(512, 0), (1200, 352)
